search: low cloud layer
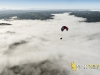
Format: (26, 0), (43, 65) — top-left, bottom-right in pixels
(0, 13), (100, 75)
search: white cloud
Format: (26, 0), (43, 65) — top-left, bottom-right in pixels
(0, 13), (100, 75)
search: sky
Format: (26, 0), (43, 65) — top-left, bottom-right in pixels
(0, 0), (100, 10)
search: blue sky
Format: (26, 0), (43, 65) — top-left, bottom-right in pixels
(0, 0), (100, 10)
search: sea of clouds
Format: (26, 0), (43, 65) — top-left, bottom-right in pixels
(0, 13), (100, 75)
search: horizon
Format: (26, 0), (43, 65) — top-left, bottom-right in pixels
(0, 0), (100, 10)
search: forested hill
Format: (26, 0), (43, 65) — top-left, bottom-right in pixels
(69, 11), (100, 22)
(0, 10), (100, 22)
(0, 10), (67, 20)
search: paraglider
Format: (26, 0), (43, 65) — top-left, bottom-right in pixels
(61, 26), (69, 32)
(60, 26), (69, 40)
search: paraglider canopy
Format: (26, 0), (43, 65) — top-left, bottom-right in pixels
(61, 26), (68, 32)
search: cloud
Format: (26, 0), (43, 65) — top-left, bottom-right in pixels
(0, 13), (100, 75)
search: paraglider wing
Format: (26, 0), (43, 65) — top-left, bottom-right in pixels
(61, 26), (64, 31)
(61, 26), (68, 32)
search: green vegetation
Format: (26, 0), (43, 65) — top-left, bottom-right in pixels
(0, 10), (67, 20)
(0, 12), (53, 20)
(0, 10), (100, 22)
(0, 23), (11, 25)
(69, 11), (100, 22)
